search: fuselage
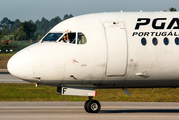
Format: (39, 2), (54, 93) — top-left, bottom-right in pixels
(8, 12), (179, 88)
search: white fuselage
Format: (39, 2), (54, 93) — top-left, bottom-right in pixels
(8, 12), (179, 88)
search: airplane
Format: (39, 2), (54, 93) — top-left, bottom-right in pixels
(7, 11), (179, 113)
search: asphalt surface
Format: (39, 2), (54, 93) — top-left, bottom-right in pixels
(0, 73), (28, 83)
(0, 102), (179, 120)
(0, 69), (9, 74)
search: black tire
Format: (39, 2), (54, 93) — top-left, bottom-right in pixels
(84, 100), (90, 113)
(85, 100), (101, 113)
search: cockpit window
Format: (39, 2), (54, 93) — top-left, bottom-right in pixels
(41, 32), (87, 45)
(42, 33), (63, 42)
(59, 33), (76, 44)
(77, 33), (87, 44)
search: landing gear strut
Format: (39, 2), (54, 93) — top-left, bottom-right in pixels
(84, 96), (101, 113)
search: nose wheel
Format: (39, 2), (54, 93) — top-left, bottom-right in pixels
(84, 97), (101, 113)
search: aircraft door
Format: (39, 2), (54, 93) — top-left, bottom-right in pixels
(104, 22), (127, 76)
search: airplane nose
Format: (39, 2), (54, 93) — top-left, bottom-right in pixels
(7, 49), (33, 79)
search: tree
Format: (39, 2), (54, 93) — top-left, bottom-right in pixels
(21, 20), (37, 40)
(40, 17), (50, 33)
(35, 17), (50, 36)
(68, 14), (73, 18)
(1, 17), (11, 27)
(0, 27), (6, 39)
(18, 26), (27, 40)
(169, 7), (177, 12)
(0, 17), (14, 35)
(63, 14), (73, 20)
(10, 19), (21, 33)
(12, 25), (26, 40)
(49, 16), (62, 28)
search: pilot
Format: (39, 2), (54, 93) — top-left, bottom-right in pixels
(63, 29), (70, 43)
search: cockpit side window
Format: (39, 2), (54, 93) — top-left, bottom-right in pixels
(69, 33), (76, 44)
(77, 33), (87, 44)
(59, 33), (76, 44)
(42, 33), (63, 42)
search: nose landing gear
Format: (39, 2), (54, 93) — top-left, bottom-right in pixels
(84, 96), (101, 113)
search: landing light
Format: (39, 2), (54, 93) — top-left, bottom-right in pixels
(35, 83), (38, 87)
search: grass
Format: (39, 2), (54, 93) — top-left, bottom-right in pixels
(0, 83), (87, 101)
(0, 53), (14, 69)
(0, 83), (179, 102)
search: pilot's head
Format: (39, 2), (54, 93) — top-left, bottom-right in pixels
(63, 35), (67, 40)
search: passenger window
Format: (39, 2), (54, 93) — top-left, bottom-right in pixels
(175, 37), (179, 45)
(141, 38), (147, 46)
(152, 37), (158, 46)
(77, 33), (87, 44)
(164, 37), (169, 45)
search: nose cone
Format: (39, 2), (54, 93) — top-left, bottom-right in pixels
(7, 49), (33, 79)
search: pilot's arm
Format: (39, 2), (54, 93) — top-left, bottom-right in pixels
(66, 29), (70, 43)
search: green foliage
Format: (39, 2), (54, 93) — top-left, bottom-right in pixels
(0, 84), (179, 101)
(169, 7), (177, 12)
(0, 17), (18, 35)
(11, 40), (32, 49)
(0, 53), (14, 61)
(0, 40), (33, 54)
(10, 19), (21, 33)
(0, 27), (6, 39)
(21, 20), (37, 40)
(0, 53), (14, 68)
(1, 35), (14, 40)
(50, 16), (62, 28)
(0, 84), (87, 101)
(35, 17), (50, 36)
(12, 26), (27, 40)
(63, 14), (73, 20)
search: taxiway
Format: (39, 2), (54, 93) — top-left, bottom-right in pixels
(0, 73), (28, 83)
(0, 102), (179, 120)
